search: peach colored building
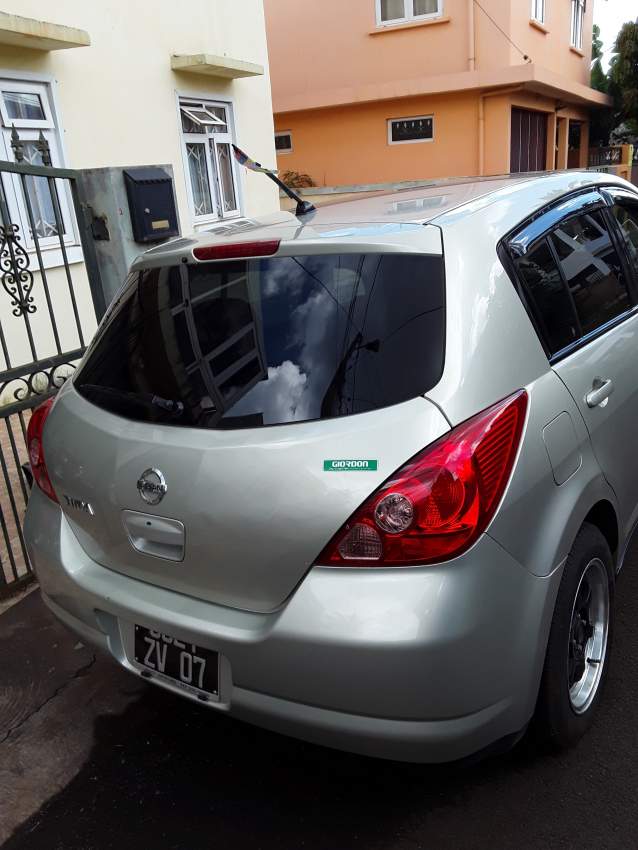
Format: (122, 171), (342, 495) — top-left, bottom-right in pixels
(265, 0), (611, 186)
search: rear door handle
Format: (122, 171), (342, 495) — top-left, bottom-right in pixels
(586, 377), (614, 408)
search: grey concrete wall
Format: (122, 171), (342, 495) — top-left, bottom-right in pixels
(77, 165), (181, 306)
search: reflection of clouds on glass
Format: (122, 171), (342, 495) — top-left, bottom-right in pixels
(231, 359), (309, 423)
(238, 257), (363, 422)
(292, 289), (334, 367)
(263, 261), (293, 297)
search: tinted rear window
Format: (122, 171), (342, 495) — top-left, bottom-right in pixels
(75, 254), (445, 429)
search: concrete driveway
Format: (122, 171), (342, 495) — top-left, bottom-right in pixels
(2, 547), (638, 850)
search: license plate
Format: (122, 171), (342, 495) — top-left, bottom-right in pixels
(134, 625), (219, 698)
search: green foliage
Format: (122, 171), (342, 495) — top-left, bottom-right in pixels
(591, 59), (608, 93)
(592, 24), (604, 62)
(590, 23), (612, 145)
(609, 21), (638, 135)
(590, 23), (607, 93)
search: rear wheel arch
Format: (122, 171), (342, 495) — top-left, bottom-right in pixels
(582, 500), (619, 566)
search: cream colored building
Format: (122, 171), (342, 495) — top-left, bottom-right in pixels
(0, 1), (279, 373)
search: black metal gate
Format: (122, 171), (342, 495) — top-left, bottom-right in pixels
(0, 128), (104, 599)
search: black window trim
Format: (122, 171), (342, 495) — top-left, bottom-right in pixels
(500, 184), (638, 365)
(544, 231), (584, 340)
(506, 189), (605, 259)
(601, 187), (638, 294)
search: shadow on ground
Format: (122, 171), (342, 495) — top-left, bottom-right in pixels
(4, 543), (638, 850)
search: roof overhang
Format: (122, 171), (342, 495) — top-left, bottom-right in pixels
(273, 63), (612, 114)
(0, 11), (89, 50)
(171, 53), (264, 80)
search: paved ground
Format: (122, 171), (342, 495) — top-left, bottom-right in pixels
(2, 550), (638, 850)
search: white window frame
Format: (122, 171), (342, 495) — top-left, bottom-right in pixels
(387, 114), (434, 145)
(570, 0), (585, 49)
(275, 131), (293, 154)
(375, 0), (443, 27)
(178, 95), (242, 229)
(530, 0), (545, 24)
(180, 105), (227, 129)
(0, 79), (55, 129)
(0, 76), (79, 263)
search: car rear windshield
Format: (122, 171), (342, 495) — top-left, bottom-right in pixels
(75, 253), (445, 430)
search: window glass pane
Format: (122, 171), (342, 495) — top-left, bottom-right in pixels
(380, 0), (405, 21)
(215, 142), (238, 213)
(187, 108), (214, 123)
(515, 239), (579, 355)
(550, 210), (631, 336)
(19, 141), (64, 238)
(612, 205), (638, 268)
(206, 106), (228, 135)
(413, 0), (438, 15)
(181, 103), (227, 135)
(181, 110), (205, 134)
(186, 143), (214, 216)
(75, 254), (446, 430)
(571, 0), (584, 46)
(3, 91), (45, 121)
(391, 116), (433, 143)
(531, 0), (544, 21)
(275, 134), (292, 152)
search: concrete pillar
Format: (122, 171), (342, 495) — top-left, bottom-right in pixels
(556, 118), (569, 171)
(546, 112), (557, 170)
(579, 122), (590, 168)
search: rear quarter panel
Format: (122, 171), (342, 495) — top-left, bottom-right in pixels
(487, 369), (618, 577)
(428, 209), (617, 577)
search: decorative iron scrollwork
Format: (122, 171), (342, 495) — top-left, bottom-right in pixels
(0, 362), (76, 408)
(0, 223), (36, 317)
(10, 125), (25, 163)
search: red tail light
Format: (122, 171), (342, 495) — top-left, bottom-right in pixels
(193, 240), (281, 261)
(316, 391), (527, 567)
(26, 397), (58, 503)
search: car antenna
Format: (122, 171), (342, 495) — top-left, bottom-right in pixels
(232, 144), (316, 218)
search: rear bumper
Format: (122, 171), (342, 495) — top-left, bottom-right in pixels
(25, 488), (563, 763)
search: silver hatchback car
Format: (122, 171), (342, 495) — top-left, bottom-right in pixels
(24, 172), (638, 763)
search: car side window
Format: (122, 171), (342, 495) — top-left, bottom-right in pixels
(612, 204), (638, 270)
(549, 209), (631, 336)
(514, 238), (579, 356)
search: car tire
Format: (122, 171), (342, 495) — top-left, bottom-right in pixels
(536, 522), (614, 749)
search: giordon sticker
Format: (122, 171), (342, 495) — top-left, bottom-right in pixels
(323, 459), (378, 472)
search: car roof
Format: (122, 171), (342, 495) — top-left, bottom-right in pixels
(137, 171), (636, 266)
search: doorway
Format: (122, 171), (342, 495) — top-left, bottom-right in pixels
(510, 107), (548, 173)
(568, 121), (582, 169)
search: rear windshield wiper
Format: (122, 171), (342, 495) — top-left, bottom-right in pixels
(79, 384), (185, 418)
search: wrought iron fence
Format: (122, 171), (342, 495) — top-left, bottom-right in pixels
(0, 127), (103, 598)
(588, 146), (623, 167)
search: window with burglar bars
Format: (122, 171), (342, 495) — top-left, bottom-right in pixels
(388, 115), (434, 145)
(376, 0), (442, 26)
(275, 132), (293, 153)
(0, 78), (76, 254)
(570, 0), (585, 49)
(179, 98), (241, 226)
(530, 0), (545, 24)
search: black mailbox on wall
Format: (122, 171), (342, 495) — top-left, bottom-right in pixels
(123, 167), (179, 243)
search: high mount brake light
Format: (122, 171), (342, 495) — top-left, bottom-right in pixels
(315, 390), (528, 568)
(193, 240), (281, 261)
(26, 397), (58, 503)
